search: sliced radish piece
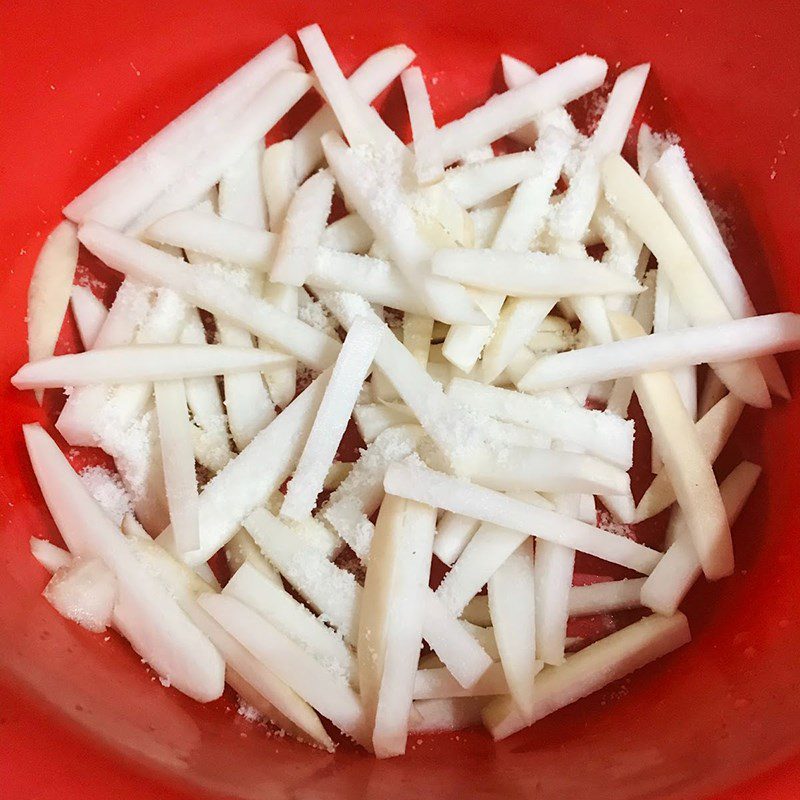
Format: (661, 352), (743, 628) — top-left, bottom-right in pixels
(30, 537), (72, 573)
(590, 64), (650, 160)
(443, 152), (542, 209)
(487, 538), (540, 718)
(281, 315), (383, 521)
(262, 139), (298, 232)
(43, 556), (117, 633)
(384, 460), (661, 574)
(401, 67), (443, 186)
(24, 424), (224, 702)
(611, 314), (731, 580)
(641, 461), (760, 615)
(436, 55), (607, 165)
(224, 529), (283, 588)
(432, 249), (643, 297)
(353, 400), (416, 444)
(270, 171), (335, 286)
(78, 223), (341, 369)
(601, 155), (768, 407)
(27, 220), (80, 403)
(70, 285), (108, 350)
(154, 380), (199, 553)
(635, 392), (744, 521)
(518, 312), (800, 393)
(483, 612), (690, 740)
(12, 344), (291, 389)
(568, 577), (646, 616)
(433, 512), (481, 567)
(219, 140), (269, 229)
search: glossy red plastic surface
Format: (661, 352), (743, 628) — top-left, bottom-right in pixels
(2, 1), (800, 797)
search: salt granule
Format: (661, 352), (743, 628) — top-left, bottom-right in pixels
(79, 465), (133, 525)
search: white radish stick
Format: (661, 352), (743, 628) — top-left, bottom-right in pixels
(154, 380), (199, 553)
(23, 424), (224, 702)
(443, 152), (542, 209)
(568, 577), (646, 616)
(127, 69), (312, 235)
(487, 538), (540, 719)
(518, 312), (800, 393)
(179, 309), (233, 473)
(321, 133), (486, 326)
(360, 495), (437, 756)
(601, 155), (768, 407)
(27, 220), (79, 403)
(433, 512), (481, 566)
(307, 250), (429, 314)
(70, 285), (108, 350)
(401, 67), (443, 185)
(12, 344), (291, 389)
(224, 563), (355, 683)
(30, 537), (73, 573)
(245, 507), (362, 643)
(384, 460), (661, 574)
(431, 249), (643, 297)
(156, 370), (329, 564)
(611, 314), (732, 579)
(270, 171), (335, 286)
(200, 593), (370, 748)
(534, 492), (578, 666)
(482, 612), (691, 740)
(641, 462), (761, 615)
(299, 25), (400, 152)
(321, 213), (374, 254)
(447, 379), (634, 468)
(635, 393), (744, 521)
(403, 314), (435, 368)
(64, 36), (296, 228)
(146, 208), (277, 269)
(219, 140), (269, 229)
(321, 425), (423, 559)
(591, 64), (650, 160)
(436, 55), (607, 165)
(294, 44), (416, 181)
(78, 223), (341, 369)
(461, 445), (630, 496)
(43, 557), (118, 633)
(500, 54), (580, 146)
(225, 528), (283, 587)
(409, 698), (485, 733)
(648, 145), (788, 398)
(263, 140), (298, 231)
(413, 662), (507, 699)
(636, 123), (667, 178)
(420, 589), (494, 688)
(281, 316), (383, 521)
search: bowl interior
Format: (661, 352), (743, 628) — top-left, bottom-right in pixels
(2, 1), (800, 798)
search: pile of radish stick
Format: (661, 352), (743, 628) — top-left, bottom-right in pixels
(15, 24), (800, 757)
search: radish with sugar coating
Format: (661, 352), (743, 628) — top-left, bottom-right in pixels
(281, 316), (383, 521)
(402, 66), (444, 185)
(43, 557), (117, 633)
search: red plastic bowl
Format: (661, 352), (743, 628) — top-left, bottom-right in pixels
(2, 1), (800, 798)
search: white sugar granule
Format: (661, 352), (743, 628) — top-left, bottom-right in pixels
(79, 465), (133, 525)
